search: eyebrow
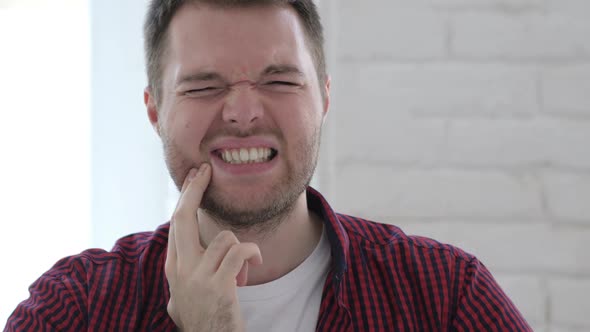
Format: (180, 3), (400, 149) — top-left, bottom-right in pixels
(175, 72), (223, 87)
(175, 64), (304, 87)
(261, 64), (304, 77)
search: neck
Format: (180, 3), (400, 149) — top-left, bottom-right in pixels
(196, 191), (323, 285)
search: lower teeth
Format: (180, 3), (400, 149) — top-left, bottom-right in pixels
(229, 159), (267, 164)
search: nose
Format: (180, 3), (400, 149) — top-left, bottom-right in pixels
(221, 80), (264, 128)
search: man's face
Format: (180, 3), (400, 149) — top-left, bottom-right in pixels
(146, 4), (329, 227)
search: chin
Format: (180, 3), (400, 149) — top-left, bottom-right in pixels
(205, 180), (279, 211)
(200, 178), (306, 229)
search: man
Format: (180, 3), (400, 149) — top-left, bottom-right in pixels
(5, 0), (532, 331)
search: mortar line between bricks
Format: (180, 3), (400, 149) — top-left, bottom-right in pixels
(397, 112), (538, 120)
(384, 217), (590, 226)
(445, 13), (453, 58)
(405, 111), (590, 120)
(538, 111), (590, 121)
(379, 217), (551, 224)
(542, 276), (550, 327)
(534, 168), (553, 221)
(396, 112), (590, 122)
(337, 57), (590, 66)
(431, 5), (545, 14)
(334, 161), (590, 175)
(381, 215), (558, 221)
(535, 67), (545, 115)
(487, 269), (590, 279)
(550, 222), (590, 230)
(487, 272), (590, 282)
(548, 322), (590, 331)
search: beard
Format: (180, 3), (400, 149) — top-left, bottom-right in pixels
(161, 126), (321, 234)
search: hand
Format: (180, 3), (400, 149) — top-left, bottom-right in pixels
(165, 164), (263, 332)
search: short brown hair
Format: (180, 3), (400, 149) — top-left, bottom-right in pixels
(143, 0), (326, 104)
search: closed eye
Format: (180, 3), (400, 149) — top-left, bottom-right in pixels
(267, 81), (298, 86)
(187, 87), (220, 93)
(184, 86), (225, 97)
(260, 80), (302, 93)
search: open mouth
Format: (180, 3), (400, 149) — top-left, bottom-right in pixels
(214, 147), (278, 164)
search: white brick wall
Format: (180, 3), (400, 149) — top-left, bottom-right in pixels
(542, 172), (590, 223)
(336, 64), (539, 116)
(542, 65), (590, 115)
(550, 279), (590, 327)
(334, 167), (545, 219)
(451, 13), (590, 59)
(387, 222), (590, 275)
(321, 0), (590, 330)
(494, 274), (546, 326)
(338, 6), (446, 60)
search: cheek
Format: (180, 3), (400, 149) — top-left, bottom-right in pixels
(290, 101), (323, 132)
(165, 107), (215, 153)
(276, 104), (322, 151)
(273, 94), (321, 124)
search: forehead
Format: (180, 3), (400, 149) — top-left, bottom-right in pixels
(165, 4), (314, 80)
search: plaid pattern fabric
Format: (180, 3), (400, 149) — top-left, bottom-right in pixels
(5, 187), (532, 331)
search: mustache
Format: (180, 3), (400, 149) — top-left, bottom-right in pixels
(201, 127), (284, 144)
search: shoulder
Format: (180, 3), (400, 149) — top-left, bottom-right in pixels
(334, 215), (532, 330)
(4, 223), (171, 331)
(336, 213), (475, 263)
(108, 223), (169, 263)
(47, 223), (170, 277)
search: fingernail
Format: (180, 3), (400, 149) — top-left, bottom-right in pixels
(188, 168), (197, 180)
(199, 163), (209, 174)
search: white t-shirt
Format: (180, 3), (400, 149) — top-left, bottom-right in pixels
(237, 226), (331, 332)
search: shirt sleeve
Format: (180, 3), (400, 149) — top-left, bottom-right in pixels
(4, 263), (86, 331)
(451, 257), (533, 332)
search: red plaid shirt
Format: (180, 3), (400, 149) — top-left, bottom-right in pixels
(5, 187), (532, 331)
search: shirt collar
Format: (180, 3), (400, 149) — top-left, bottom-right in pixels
(306, 186), (350, 294)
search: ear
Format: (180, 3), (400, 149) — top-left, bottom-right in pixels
(144, 87), (161, 137)
(322, 76), (331, 121)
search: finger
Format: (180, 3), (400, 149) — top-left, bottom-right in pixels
(236, 261), (248, 287)
(165, 222), (177, 285)
(172, 163), (211, 265)
(180, 168), (197, 194)
(166, 169), (194, 286)
(216, 243), (263, 285)
(172, 168), (197, 214)
(199, 230), (240, 273)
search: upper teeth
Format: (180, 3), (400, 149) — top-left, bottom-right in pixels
(220, 147), (273, 164)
